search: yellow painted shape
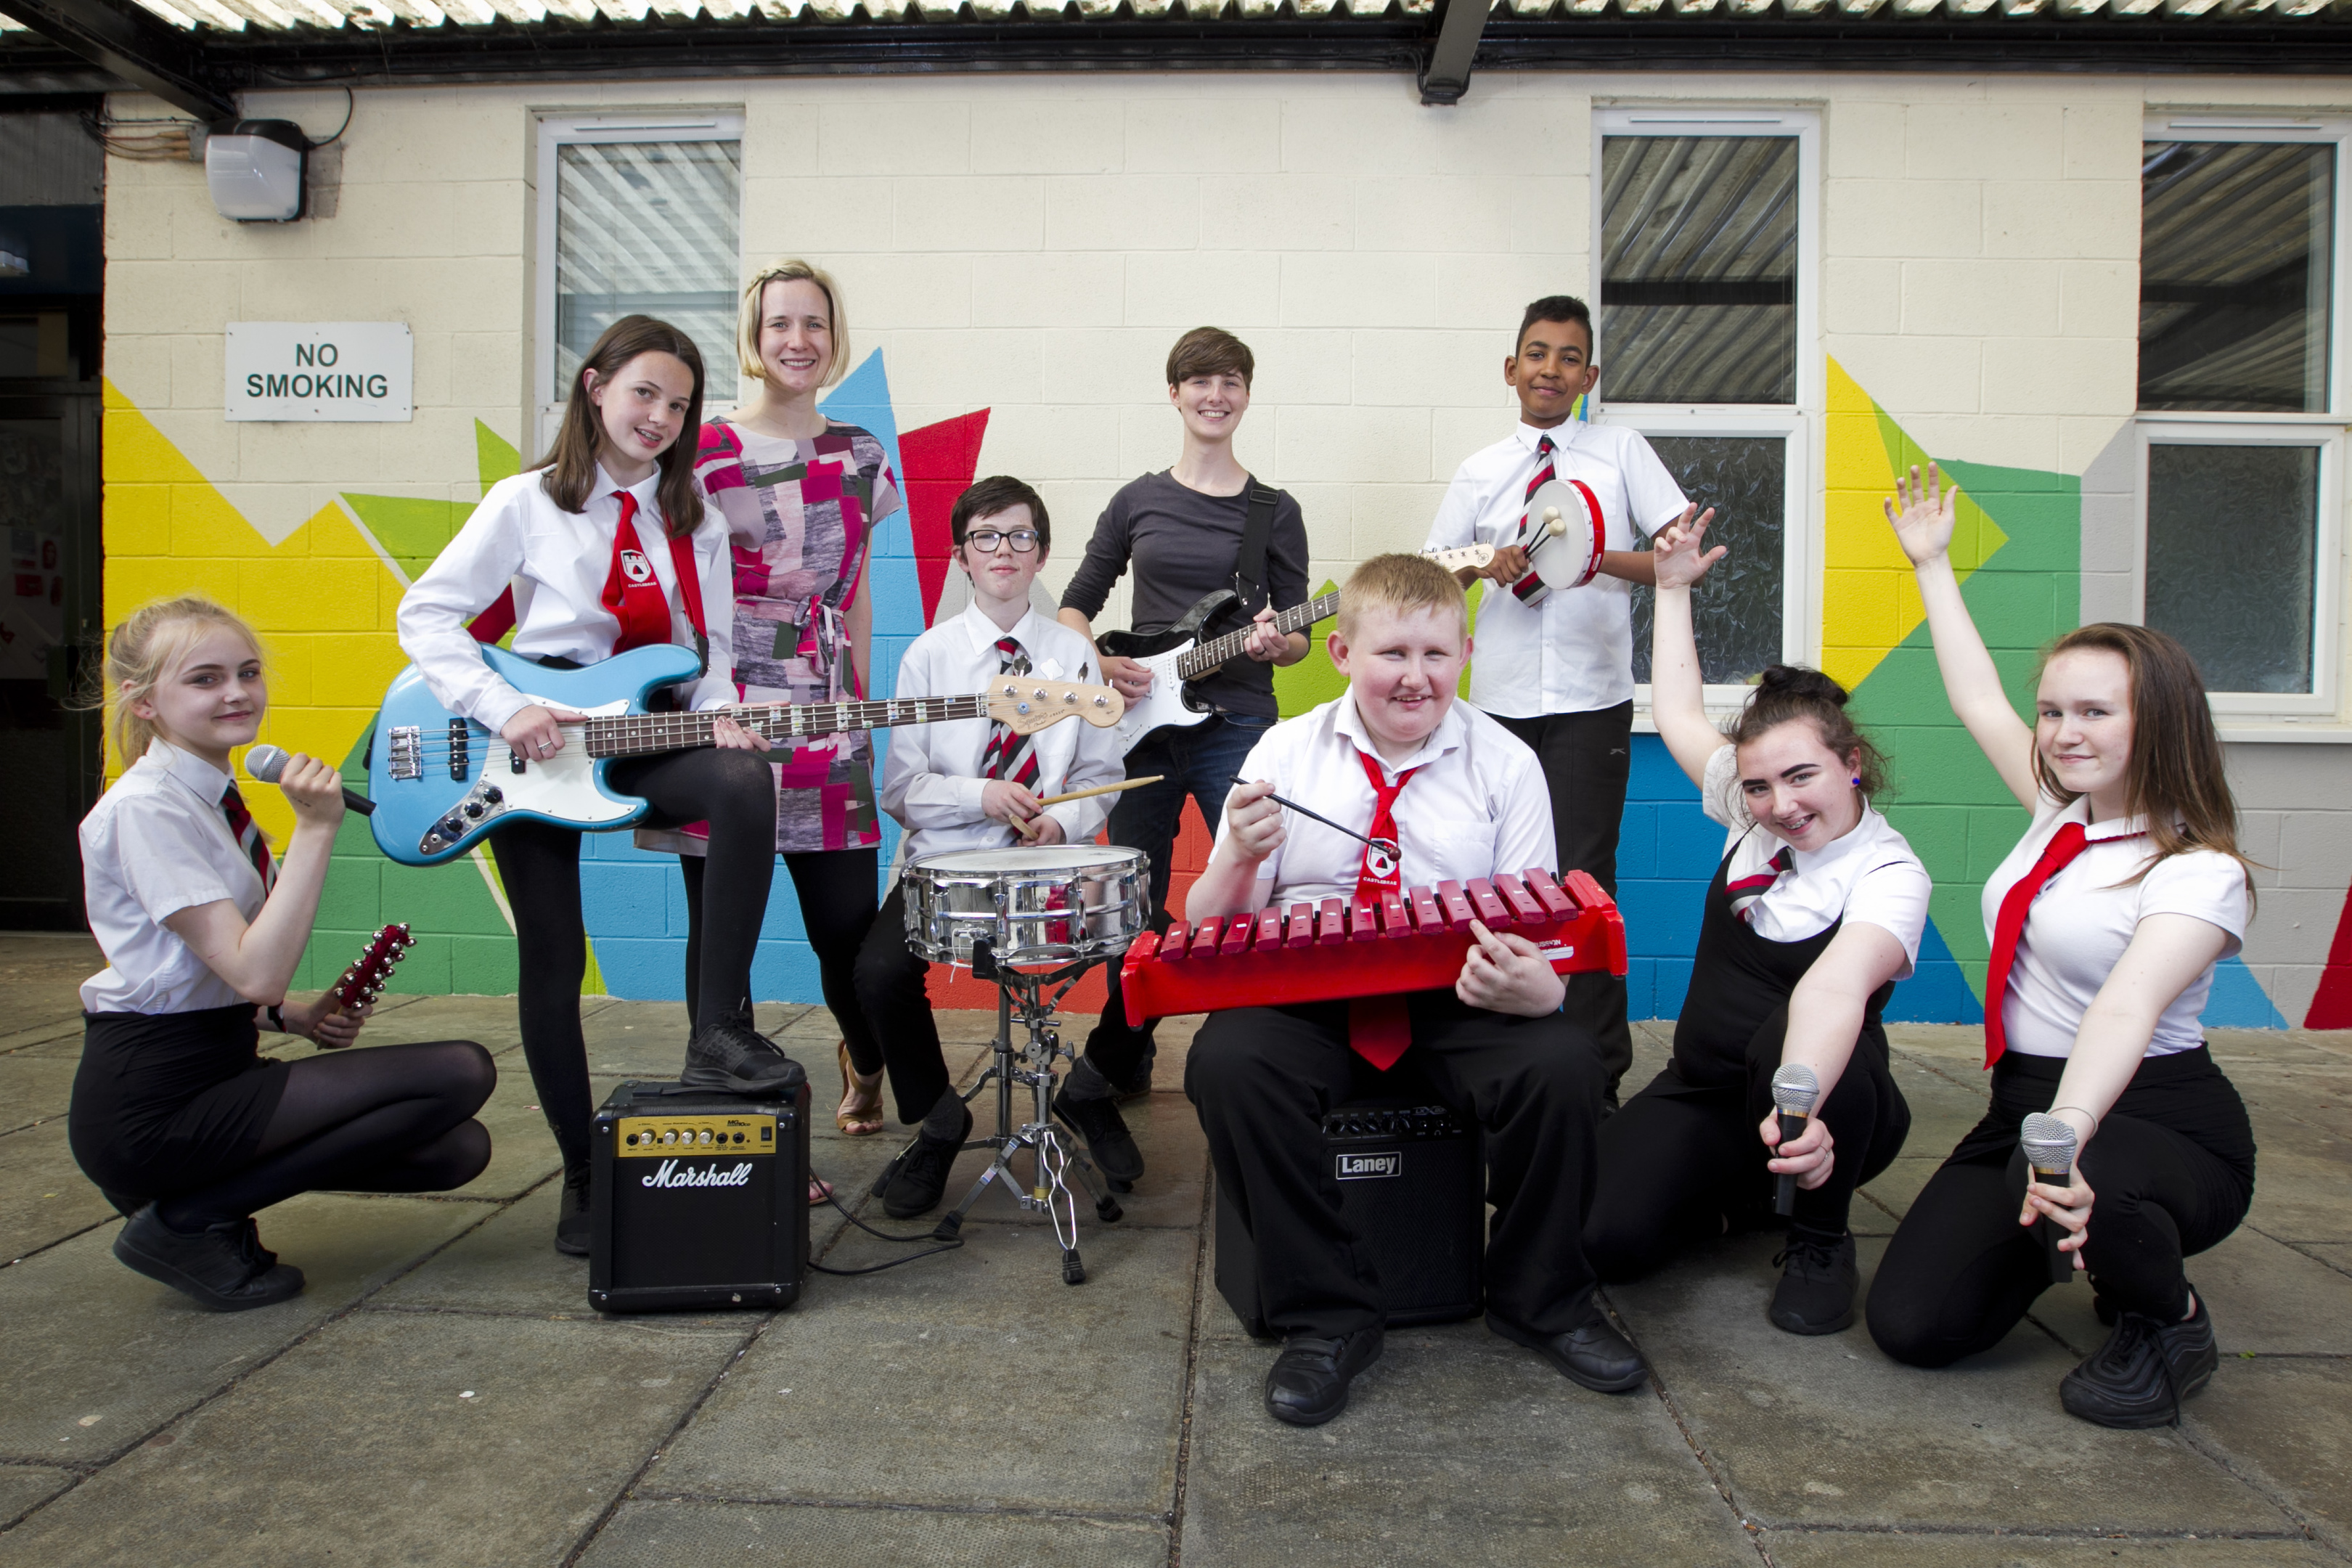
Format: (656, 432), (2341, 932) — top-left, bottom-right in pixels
(1820, 358), (2009, 692)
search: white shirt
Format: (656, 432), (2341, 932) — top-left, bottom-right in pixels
(79, 743), (266, 1015)
(1218, 696), (1556, 907)
(1982, 794), (2250, 1060)
(1699, 744), (1930, 977)
(1424, 420), (1689, 718)
(396, 465), (738, 735)
(880, 604), (1127, 862)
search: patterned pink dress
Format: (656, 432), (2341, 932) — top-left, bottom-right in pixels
(637, 417), (900, 856)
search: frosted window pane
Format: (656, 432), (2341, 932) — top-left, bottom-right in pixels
(1630, 435), (1786, 685)
(555, 141), (742, 404)
(2145, 443), (2318, 694)
(1601, 136), (1797, 406)
(2141, 142), (2333, 414)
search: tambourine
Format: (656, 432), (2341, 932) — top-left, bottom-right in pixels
(1522, 478), (1606, 593)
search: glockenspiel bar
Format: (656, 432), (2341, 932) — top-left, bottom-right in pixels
(1253, 908), (1283, 950)
(1437, 880), (1474, 927)
(1467, 879), (1508, 925)
(1284, 903), (1314, 949)
(1524, 867), (1575, 918)
(1318, 897), (1347, 946)
(1493, 873), (1543, 922)
(1193, 918), (1225, 959)
(1162, 919), (1191, 962)
(1220, 916), (1251, 957)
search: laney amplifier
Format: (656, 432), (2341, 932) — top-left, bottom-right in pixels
(588, 1080), (810, 1314)
(1214, 1101), (1485, 1336)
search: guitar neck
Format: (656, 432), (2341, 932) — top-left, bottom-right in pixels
(586, 695), (991, 759)
(1177, 590), (1342, 679)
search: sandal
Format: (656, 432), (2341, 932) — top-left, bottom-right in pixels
(807, 1175), (835, 1206)
(835, 1040), (885, 1136)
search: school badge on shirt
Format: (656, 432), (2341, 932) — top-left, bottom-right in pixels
(620, 550), (653, 584)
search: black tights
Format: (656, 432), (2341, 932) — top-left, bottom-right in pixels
(492, 746), (777, 1171)
(158, 1041), (495, 1230)
(680, 846), (879, 1071)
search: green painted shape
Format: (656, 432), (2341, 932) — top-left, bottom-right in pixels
(1848, 454), (2081, 995)
(1272, 579), (1349, 719)
(342, 492), (470, 584)
(476, 420), (522, 493)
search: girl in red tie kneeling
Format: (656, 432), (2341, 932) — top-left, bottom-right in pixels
(1866, 464), (2257, 1429)
(71, 597), (494, 1311)
(398, 315), (793, 1256)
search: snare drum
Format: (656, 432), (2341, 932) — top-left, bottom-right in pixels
(903, 846), (1151, 968)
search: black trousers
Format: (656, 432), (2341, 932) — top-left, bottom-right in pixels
(853, 882), (955, 1124)
(682, 846), (879, 1068)
(1493, 703), (1633, 1102)
(1868, 1047), (2255, 1368)
(491, 746), (776, 1171)
(1187, 992), (1606, 1340)
(1584, 1005), (1911, 1279)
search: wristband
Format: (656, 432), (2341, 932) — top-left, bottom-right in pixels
(2051, 1104), (2100, 1135)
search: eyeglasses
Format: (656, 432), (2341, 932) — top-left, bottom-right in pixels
(964, 529), (1040, 554)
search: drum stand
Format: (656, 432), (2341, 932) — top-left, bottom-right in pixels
(874, 938), (1124, 1286)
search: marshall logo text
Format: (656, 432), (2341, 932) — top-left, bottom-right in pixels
(641, 1159), (756, 1190)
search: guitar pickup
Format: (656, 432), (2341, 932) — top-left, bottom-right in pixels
(415, 780), (508, 858)
(385, 726), (422, 782)
(446, 719), (470, 782)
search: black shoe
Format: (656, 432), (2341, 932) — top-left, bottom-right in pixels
(1769, 1229), (1860, 1336)
(1111, 1046), (1156, 1101)
(681, 1011), (806, 1097)
(1489, 1304), (1648, 1393)
(1264, 1328), (1384, 1426)
(113, 1205), (305, 1312)
(1053, 1088), (1144, 1185)
(883, 1104), (972, 1220)
(555, 1164), (592, 1257)
(2060, 1290), (2218, 1429)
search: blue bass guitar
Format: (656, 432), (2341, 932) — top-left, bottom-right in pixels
(366, 642), (1124, 867)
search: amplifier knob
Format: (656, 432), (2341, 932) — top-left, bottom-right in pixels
(661, 1130), (677, 1145)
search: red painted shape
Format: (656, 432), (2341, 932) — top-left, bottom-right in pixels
(897, 408), (992, 626)
(2303, 880), (2352, 1028)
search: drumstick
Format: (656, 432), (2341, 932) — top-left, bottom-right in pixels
(1011, 775), (1166, 838)
(1226, 776), (1400, 863)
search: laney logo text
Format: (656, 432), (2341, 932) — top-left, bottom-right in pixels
(642, 1159), (755, 1190)
(1334, 1151), (1402, 1180)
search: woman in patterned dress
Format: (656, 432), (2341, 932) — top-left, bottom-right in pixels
(637, 258), (894, 1147)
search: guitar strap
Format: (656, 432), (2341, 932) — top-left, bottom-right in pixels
(1230, 481), (1279, 617)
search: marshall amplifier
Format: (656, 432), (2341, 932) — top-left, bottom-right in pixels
(588, 1079), (809, 1313)
(1214, 1101), (1485, 1336)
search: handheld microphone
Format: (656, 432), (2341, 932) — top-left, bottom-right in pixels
(2019, 1112), (2079, 1286)
(1769, 1062), (1819, 1217)
(245, 744), (377, 817)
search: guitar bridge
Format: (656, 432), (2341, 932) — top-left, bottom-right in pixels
(385, 726), (422, 781)
(446, 719), (470, 782)
(416, 778), (508, 859)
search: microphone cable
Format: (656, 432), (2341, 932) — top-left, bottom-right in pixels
(804, 1172), (966, 1276)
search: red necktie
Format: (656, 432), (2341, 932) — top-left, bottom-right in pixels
(1980, 820), (2142, 1067)
(1510, 435), (1557, 606)
(599, 491), (673, 656)
(221, 783), (275, 894)
(1348, 748), (1421, 1071)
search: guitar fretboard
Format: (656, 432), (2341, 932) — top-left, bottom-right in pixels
(586, 695), (991, 759)
(1175, 591), (1342, 681)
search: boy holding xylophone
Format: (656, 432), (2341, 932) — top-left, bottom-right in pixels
(854, 477), (1128, 1220)
(1183, 553), (1642, 1428)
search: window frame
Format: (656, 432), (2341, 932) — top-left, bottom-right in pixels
(2136, 114), (2352, 729)
(1593, 106), (1821, 716)
(531, 110), (746, 456)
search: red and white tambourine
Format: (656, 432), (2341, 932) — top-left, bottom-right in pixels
(1522, 478), (1606, 593)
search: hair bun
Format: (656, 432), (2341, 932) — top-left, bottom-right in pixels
(1756, 663), (1850, 707)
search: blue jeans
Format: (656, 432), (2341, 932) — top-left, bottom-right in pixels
(1084, 712), (1273, 1084)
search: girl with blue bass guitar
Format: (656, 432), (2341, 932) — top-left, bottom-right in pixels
(396, 314), (794, 1255)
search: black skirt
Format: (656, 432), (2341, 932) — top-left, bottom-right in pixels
(69, 1003), (289, 1204)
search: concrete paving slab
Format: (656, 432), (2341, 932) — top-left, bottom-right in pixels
(0, 1018), (84, 1053)
(372, 1181), (590, 1317)
(0, 934), (103, 1024)
(1855, 1158), (1940, 1232)
(0, 1308), (746, 1568)
(1, 1029), (90, 1059)
(2245, 1146), (2352, 1246)
(2189, 1355), (2352, 1542)
(0, 1463), (75, 1525)
(0, 1051), (76, 1127)
(579, 1498), (1169, 1567)
(2171, 1228), (2352, 1355)
(644, 1222), (1197, 1514)
(0, 1121), (120, 1262)
(1761, 1531), (2335, 1565)
(1180, 1319), (1756, 1568)
(1606, 1233), (2292, 1536)
(0, 1193), (482, 1463)
(1883, 1025), (1988, 1063)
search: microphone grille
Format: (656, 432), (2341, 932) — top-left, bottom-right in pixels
(1769, 1062), (1819, 1116)
(243, 744), (290, 783)
(2019, 1112), (2077, 1177)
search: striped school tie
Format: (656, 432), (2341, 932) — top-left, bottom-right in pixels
(979, 637), (1041, 788)
(1510, 434), (1557, 607)
(1726, 845), (1793, 925)
(220, 782), (277, 894)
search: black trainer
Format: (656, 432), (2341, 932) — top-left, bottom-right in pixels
(883, 1103), (972, 1220)
(113, 1205), (305, 1312)
(1053, 1088), (1144, 1185)
(2060, 1290), (2218, 1429)
(1111, 1045), (1157, 1101)
(1265, 1327), (1384, 1426)
(555, 1164), (592, 1257)
(681, 1010), (805, 1097)
(1769, 1229), (1860, 1336)
(1489, 1303), (1648, 1393)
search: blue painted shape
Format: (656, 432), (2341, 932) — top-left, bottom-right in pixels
(1654, 957), (1695, 1020)
(1883, 917), (1986, 1025)
(594, 936), (685, 1002)
(578, 862), (674, 939)
(1616, 802), (1659, 881)
(1616, 878), (1707, 960)
(1622, 958), (1655, 1025)
(1627, 733), (1701, 802)
(2202, 954), (2288, 1029)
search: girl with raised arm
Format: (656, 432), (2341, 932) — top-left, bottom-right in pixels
(1583, 510), (1925, 1336)
(1866, 464), (2256, 1430)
